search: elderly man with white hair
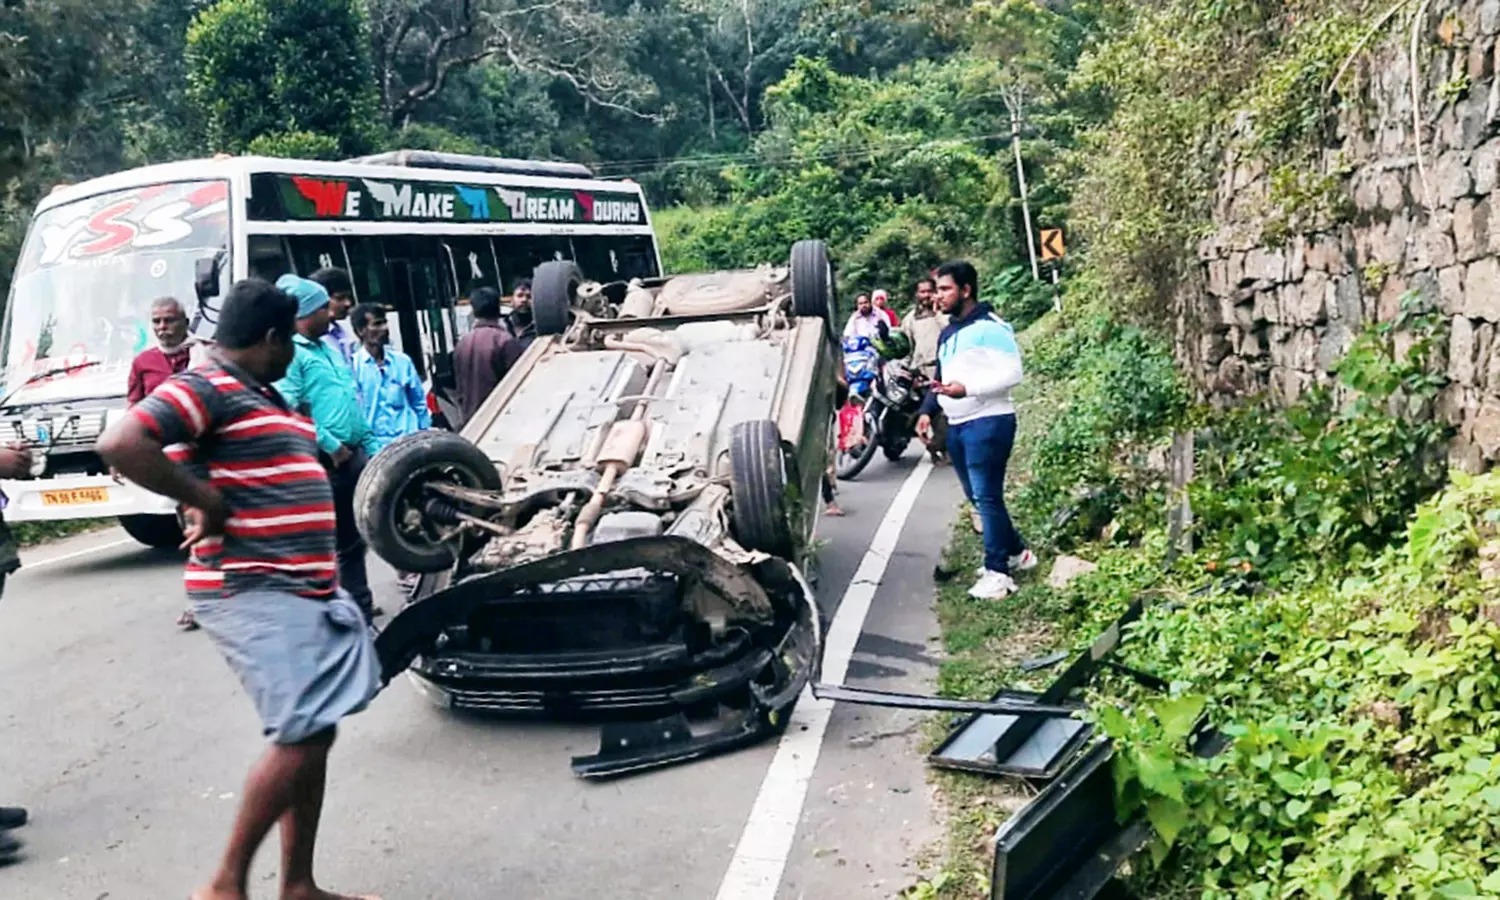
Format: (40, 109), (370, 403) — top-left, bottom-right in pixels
(126, 297), (208, 405)
(125, 296), (212, 631)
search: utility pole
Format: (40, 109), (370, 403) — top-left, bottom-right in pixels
(1003, 84), (1040, 281)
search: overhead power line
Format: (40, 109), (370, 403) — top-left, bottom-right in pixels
(588, 130), (1014, 177)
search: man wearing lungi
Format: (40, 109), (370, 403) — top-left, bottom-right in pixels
(98, 277), (382, 900)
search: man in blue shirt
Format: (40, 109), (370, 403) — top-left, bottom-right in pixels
(917, 261), (1038, 600)
(350, 302), (431, 596)
(310, 267), (357, 368)
(350, 302), (431, 453)
(274, 275), (382, 620)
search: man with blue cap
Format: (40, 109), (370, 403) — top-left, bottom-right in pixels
(274, 274), (382, 621)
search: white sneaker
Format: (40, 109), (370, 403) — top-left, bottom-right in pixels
(968, 569), (1019, 600)
(974, 551), (1038, 577)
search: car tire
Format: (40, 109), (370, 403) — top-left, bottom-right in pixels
(354, 431), (503, 573)
(790, 239), (835, 322)
(118, 513), (184, 550)
(729, 419), (796, 559)
(532, 260), (583, 336)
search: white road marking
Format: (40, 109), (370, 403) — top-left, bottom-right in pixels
(22, 535), (135, 569)
(715, 457), (936, 900)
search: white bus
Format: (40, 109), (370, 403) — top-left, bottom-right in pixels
(0, 150), (662, 547)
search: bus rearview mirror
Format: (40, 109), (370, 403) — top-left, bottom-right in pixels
(195, 254), (223, 302)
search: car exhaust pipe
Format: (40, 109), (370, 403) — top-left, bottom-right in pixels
(571, 362), (662, 549)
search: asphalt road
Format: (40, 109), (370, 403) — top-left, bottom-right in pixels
(0, 456), (964, 900)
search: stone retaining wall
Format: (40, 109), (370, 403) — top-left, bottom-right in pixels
(1178, 0), (1500, 470)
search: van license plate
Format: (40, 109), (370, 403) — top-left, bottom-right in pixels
(41, 488), (109, 506)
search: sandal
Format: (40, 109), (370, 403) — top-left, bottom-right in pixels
(176, 608), (199, 632)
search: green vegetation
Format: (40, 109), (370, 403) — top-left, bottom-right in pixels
(12, 519), (112, 547)
(914, 275), (1466, 897)
(187, 0), (382, 156)
(657, 54), (1023, 290)
(10, 0), (1498, 889)
(1069, 0), (1383, 319)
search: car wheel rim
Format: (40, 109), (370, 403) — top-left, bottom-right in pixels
(393, 462), (487, 552)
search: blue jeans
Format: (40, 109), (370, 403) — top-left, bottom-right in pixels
(947, 413), (1027, 574)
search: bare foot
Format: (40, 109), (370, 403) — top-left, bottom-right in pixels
(191, 885), (247, 900)
(282, 888), (382, 900)
(825, 503), (846, 517)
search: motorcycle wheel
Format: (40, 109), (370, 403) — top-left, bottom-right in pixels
(835, 401), (883, 480)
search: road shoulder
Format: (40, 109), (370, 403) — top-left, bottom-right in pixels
(774, 461), (963, 899)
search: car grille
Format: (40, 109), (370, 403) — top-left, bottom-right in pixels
(441, 683), (678, 712)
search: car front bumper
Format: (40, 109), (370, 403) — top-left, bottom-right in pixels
(376, 535), (821, 779)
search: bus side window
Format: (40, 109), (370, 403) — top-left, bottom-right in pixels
(569, 235), (621, 281)
(494, 235), (572, 290)
(444, 237), (502, 298)
(247, 235), (293, 282)
(341, 237), (389, 307)
(569, 235), (661, 282)
(621, 235), (663, 279)
(285, 237), (350, 282)
(341, 235), (404, 356)
(440, 238), (497, 339)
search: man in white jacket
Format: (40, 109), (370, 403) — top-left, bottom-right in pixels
(916, 261), (1037, 599)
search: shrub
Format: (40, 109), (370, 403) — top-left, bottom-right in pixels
(245, 130), (340, 160)
(1101, 470), (1500, 897)
(1015, 308), (1188, 549)
(187, 0), (380, 155)
(988, 264), (1054, 332)
(1189, 294), (1451, 579)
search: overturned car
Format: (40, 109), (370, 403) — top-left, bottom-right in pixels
(358, 239), (841, 778)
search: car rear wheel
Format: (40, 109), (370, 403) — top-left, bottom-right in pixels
(118, 513), (184, 550)
(354, 431), (503, 573)
(790, 239), (835, 322)
(729, 419), (797, 559)
(532, 260), (583, 336)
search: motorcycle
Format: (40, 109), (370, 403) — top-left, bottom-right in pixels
(835, 349), (928, 480)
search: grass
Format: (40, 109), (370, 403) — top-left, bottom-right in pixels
(13, 518), (114, 547)
(902, 315), (1111, 899)
(898, 512), (1085, 900)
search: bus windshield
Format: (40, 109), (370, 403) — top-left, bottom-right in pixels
(2, 180), (230, 395)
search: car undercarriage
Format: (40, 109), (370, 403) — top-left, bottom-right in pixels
(358, 239), (840, 777)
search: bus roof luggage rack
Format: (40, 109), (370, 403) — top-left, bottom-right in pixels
(344, 150), (596, 180)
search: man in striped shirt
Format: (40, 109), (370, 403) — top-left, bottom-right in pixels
(98, 278), (382, 900)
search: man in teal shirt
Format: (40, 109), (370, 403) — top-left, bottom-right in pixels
(275, 274), (381, 620)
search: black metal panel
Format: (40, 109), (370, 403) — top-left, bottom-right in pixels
(929, 689), (1093, 780)
(990, 741), (1149, 900)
